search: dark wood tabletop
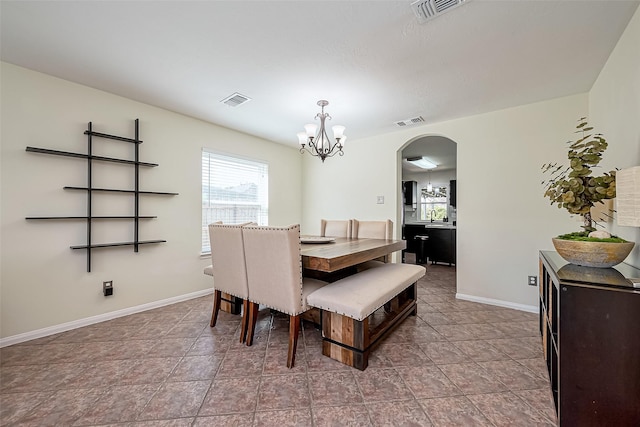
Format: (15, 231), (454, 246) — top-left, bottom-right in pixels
(300, 237), (406, 273)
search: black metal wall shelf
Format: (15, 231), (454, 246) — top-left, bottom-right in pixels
(64, 186), (178, 195)
(26, 216), (158, 220)
(25, 147), (159, 167)
(25, 119), (178, 272)
(71, 240), (166, 250)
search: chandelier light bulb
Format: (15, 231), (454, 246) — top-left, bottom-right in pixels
(304, 124), (317, 138)
(297, 132), (307, 146)
(332, 125), (345, 140)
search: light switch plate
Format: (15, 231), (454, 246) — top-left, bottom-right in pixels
(377, 196), (384, 204)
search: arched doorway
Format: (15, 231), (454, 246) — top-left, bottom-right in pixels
(399, 135), (457, 269)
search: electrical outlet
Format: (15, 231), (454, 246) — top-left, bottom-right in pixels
(528, 276), (537, 286)
(103, 281), (113, 296)
(377, 196), (384, 204)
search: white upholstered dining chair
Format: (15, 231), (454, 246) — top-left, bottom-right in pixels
(352, 219), (393, 240)
(352, 219), (394, 269)
(242, 224), (327, 368)
(208, 223), (251, 343)
(320, 219), (352, 238)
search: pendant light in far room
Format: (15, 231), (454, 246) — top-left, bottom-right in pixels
(406, 156), (438, 193)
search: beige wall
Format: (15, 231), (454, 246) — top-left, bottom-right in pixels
(303, 94), (588, 310)
(0, 63), (302, 340)
(589, 6), (640, 263)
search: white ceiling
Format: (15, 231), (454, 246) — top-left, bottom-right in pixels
(1, 0), (638, 153)
(402, 135), (458, 173)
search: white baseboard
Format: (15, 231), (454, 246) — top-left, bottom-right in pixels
(0, 289), (214, 348)
(456, 292), (538, 314)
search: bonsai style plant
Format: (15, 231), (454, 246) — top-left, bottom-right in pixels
(541, 117), (633, 267)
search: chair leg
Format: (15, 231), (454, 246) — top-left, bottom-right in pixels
(246, 302), (259, 346)
(287, 315), (301, 369)
(210, 290), (221, 327)
(239, 299), (250, 343)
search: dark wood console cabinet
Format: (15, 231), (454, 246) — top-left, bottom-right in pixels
(539, 251), (640, 426)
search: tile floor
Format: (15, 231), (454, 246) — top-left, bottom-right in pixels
(1, 259), (557, 426)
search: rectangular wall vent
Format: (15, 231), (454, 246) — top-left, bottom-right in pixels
(411, 0), (468, 24)
(220, 92), (252, 107)
(395, 116), (425, 127)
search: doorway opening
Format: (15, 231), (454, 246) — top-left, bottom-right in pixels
(399, 135), (457, 271)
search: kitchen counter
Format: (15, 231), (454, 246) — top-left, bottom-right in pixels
(404, 222), (456, 229)
(403, 223), (456, 265)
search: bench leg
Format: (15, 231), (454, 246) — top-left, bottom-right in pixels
(408, 283), (418, 316)
(322, 312), (369, 370)
(220, 292), (242, 315)
(383, 302), (392, 313)
(320, 283), (418, 370)
(322, 341), (369, 370)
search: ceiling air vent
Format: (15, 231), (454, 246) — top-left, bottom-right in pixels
(395, 116), (425, 127)
(411, 0), (468, 24)
(220, 92), (252, 107)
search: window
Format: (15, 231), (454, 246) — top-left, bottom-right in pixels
(201, 150), (268, 253)
(420, 187), (447, 221)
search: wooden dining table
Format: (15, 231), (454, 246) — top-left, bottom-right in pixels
(301, 237), (406, 274)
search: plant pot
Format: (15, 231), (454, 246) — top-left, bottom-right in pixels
(552, 238), (635, 268)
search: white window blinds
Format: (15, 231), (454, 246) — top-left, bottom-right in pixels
(201, 150), (268, 253)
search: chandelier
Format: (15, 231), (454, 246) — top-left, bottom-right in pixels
(297, 100), (346, 162)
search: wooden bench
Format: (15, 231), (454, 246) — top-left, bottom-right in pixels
(306, 263), (426, 370)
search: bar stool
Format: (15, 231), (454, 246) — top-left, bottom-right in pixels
(414, 235), (429, 265)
